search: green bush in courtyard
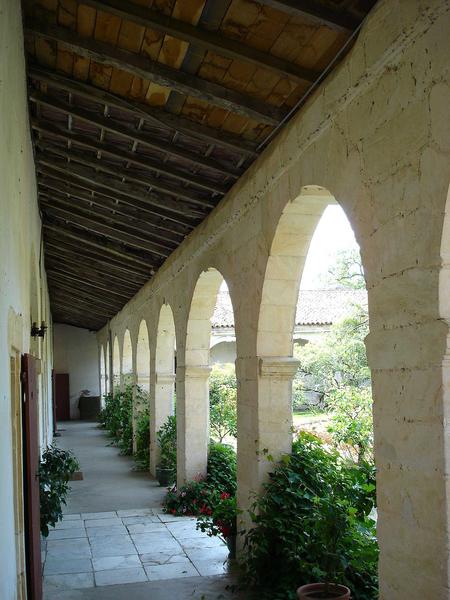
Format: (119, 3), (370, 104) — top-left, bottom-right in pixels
(241, 432), (378, 600)
(209, 364), (237, 443)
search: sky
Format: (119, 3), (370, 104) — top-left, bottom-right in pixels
(300, 205), (359, 290)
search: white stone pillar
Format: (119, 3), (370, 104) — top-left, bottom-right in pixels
(176, 365), (211, 486)
(149, 371), (175, 476)
(236, 356), (299, 544)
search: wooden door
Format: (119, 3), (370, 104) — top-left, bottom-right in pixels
(21, 354), (42, 600)
(55, 373), (70, 421)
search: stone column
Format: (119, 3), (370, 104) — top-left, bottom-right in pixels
(176, 365), (211, 486)
(149, 371), (175, 476)
(236, 356), (299, 544)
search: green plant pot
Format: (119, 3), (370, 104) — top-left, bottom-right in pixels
(297, 583), (351, 599)
(156, 466), (174, 487)
(226, 535), (236, 559)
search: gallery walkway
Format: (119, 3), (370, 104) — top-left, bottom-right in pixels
(43, 422), (238, 599)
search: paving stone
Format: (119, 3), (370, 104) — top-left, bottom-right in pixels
(117, 509), (155, 518)
(126, 523), (167, 534)
(62, 514), (82, 521)
(90, 542), (137, 559)
(44, 558), (92, 575)
(192, 559), (229, 577)
(121, 516), (161, 525)
(95, 567), (148, 586)
(139, 551), (190, 565)
(53, 520), (85, 530)
(84, 518), (122, 528)
(46, 539), (91, 559)
(88, 534), (132, 546)
(46, 528), (87, 540)
(92, 554), (141, 571)
(157, 513), (196, 523)
(185, 545), (229, 562)
(181, 536), (225, 550)
(44, 572), (94, 590)
(144, 562), (199, 581)
(82, 512), (117, 520)
(86, 525), (128, 537)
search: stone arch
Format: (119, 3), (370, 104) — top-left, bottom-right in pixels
(151, 304), (176, 474)
(179, 267), (233, 483)
(112, 335), (120, 390)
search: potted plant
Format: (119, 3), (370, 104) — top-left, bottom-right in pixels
(296, 498), (351, 599)
(156, 415), (176, 487)
(196, 492), (238, 559)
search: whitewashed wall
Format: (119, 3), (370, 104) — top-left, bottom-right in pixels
(53, 324), (100, 419)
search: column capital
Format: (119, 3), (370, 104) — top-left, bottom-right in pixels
(177, 365), (212, 380)
(155, 371), (175, 385)
(259, 356), (300, 380)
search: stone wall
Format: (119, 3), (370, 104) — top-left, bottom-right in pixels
(0, 1), (54, 597)
(97, 2), (450, 597)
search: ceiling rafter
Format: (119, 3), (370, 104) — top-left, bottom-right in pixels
(78, 0), (321, 84)
(30, 91), (242, 180)
(32, 118), (227, 197)
(25, 19), (286, 125)
(28, 66), (259, 158)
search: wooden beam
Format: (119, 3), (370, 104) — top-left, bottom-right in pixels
(26, 20), (285, 125)
(30, 91), (242, 179)
(44, 242), (150, 284)
(39, 188), (182, 247)
(44, 239), (151, 279)
(46, 256), (142, 296)
(47, 269), (131, 299)
(41, 201), (172, 257)
(28, 66), (259, 157)
(43, 223), (154, 269)
(256, 1), (361, 32)
(78, 0), (320, 84)
(50, 296), (115, 319)
(47, 276), (126, 310)
(32, 118), (225, 197)
(51, 315), (104, 330)
(39, 178), (188, 239)
(36, 159), (205, 223)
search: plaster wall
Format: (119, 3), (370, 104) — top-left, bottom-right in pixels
(97, 2), (450, 597)
(0, 0), (53, 597)
(53, 324), (100, 419)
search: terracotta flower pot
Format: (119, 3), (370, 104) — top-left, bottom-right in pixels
(156, 466), (174, 487)
(297, 583), (351, 599)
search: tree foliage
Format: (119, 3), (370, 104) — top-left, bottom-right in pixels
(327, 248), (366, 289)
(209, 364), (237, 443)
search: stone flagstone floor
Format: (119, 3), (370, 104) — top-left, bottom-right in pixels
(42, 507), (230, 595)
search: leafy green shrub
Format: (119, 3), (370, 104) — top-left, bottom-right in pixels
(98, 385), (134, 455)
(207, 442), (236, 496)
(209, 364), (237, 442)
(39, 446), (79, 537)
(163, 442), (237, 516)
(241, 432), (378, 600)
(134, 408), (150, 470)
(197, 492), (238, 542)
(157, 415), (177, 470)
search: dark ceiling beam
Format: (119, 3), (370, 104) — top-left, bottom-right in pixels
(30, 91), (241, 180)
(78, 0), (320, 84)
(38, 179), (187, 239)
(47, 269), (131, 299)
(45, 256), (142, 295)
(41, 201), (172, 258)
(52, 313), (105, 330)
(28, 66), (258, 157)
(39, 188), (182, 247)
(47, 276), (125, 310)
(32, 118), (226, 197)
(43, 222), (153, 268)
(26, 20), (285, 125)
(44, 239), (151, 280)
(36, 159), (205, 223)
(50, 296), (114, 320)
(256, 0), (361, 32)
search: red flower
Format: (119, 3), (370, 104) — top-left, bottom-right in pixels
(220, 492), (230, 500)
(171, 509), (176, 515)
(220, 526), (231, 537)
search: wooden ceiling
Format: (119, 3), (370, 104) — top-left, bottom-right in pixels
(23, 0), (376, 331)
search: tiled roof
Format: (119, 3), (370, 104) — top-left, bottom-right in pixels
(212, 288), (367, 328)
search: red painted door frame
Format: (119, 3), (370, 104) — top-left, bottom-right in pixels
(21, 354), (43, 600)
